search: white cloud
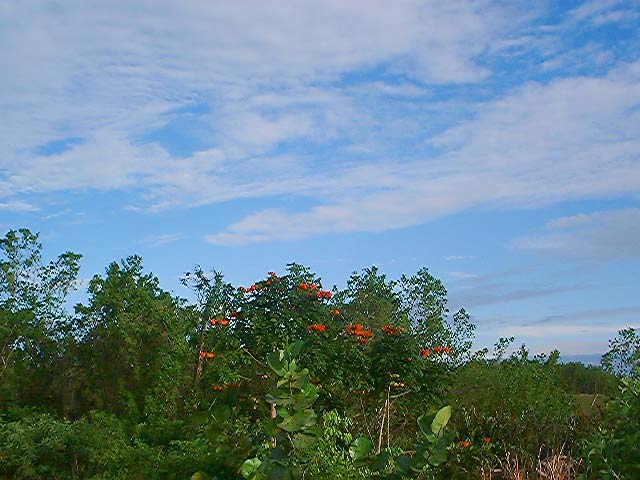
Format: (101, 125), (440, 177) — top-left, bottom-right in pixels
(142, 233), (184, 247)
(444, 255), (476, 261)
(448, 271), (480, 280)
(0, 200), (39, 212)
(1, 1), (639, 247)
(513, 208), (640, 261)
(568, 0), (625, 21)
(502, 323), (639, 338)
(208, 63), (640, 244)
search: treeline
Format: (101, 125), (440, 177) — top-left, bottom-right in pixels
(0, 228), (637, 480)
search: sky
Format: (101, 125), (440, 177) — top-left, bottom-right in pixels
(1, 0), (639, 360)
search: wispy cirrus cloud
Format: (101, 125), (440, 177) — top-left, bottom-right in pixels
(502, 323), (638, 338)
(513, 208), (640, 261)
(1, 1), (639, 250)
(207, 61), (640, 244)
(142, 233), (184, 247)
(0, 200), (39, 212)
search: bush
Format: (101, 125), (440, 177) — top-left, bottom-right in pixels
(583, 373), (640, 479)
(448, 351), (577, 473)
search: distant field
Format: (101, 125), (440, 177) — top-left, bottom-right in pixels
(574, 393), (607, 415)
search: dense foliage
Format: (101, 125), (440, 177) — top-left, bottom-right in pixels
(0, 228), (636, 479)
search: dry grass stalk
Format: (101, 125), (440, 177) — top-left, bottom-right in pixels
(499, 453), (529, 480)
(537, 446), (580, 480)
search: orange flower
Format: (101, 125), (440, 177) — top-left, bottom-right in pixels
(329, 309), (341, 315)
(267, 271), (276, 276)
(382, 325), (403, 334)
(484, 437), (491, 443)
(299, 283), (308, 290)
(359, 330), (373, 338)
(200, 351), (215, 359)
(346, 324), (364, 335)
(229, 311), (239, 318)
(444, 347), (451, 354)
(317, 290), (332, 299)
(459, 441), (470, 448)
(307, 324), (327, 332)
(212, 385), (225, 392)
(199, 351), (207, 358)
(435, 346), (444, 354)
(210, 318), (230, 326)
(357, 337), (369, 344)
(238, 286), (247, 293)
(419, 349), (432, 358)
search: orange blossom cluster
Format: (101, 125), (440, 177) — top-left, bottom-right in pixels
(381, 325), (403, 334)
(346, 324), (373, 344)
(209, 318), (230, 326)
(419, 346), (451, 358)
(199, 351), (215, 359)
(307, 323), (327, 332)
(212, 382), (241, 392)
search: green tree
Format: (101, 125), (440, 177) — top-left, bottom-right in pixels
(75, 256), (194, 419)
(0, 228), (81, 411)
(602, 327), (640, 377)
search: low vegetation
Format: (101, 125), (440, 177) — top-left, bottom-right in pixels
(0, 228), (638, 479)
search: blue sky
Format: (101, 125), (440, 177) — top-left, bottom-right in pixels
(1, 0), (639, 358)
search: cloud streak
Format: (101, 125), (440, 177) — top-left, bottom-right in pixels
(1, 1), (639, 248)
(513, 208), (640, 261)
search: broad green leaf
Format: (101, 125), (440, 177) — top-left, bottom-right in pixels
(278, 410), (315, 432)
(267, 351), (286, 376)
(427, 447), (448, 466)
(349, 437), (373, 460)
(430, 405), (452, 436)
(417, 413), (435, 436)
(287, 341), (304, 359)
(265, 394), (293, 406)
(292, 432), (318, 449)
(371, 451), (390, 472)
(191, 472), (210, 480)
(241, 458), (262, 479)
(395, 455), (411, 473)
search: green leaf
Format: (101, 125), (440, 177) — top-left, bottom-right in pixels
(292, 432), (318, 449)
(349, 437), (373, 460)
(426, 447), (448, 466)
(417, 413), (435, 436)
(267, 351), (286, 376)
(241, 458), (262, 479)
(371, 451), (390, 472)
(430, 405), (452, 436)
(191, 472), (210, 480)
(395, 455), (411, 474)
(287, 341), (304, 359)
(278, 410), (316, 432)
(266, 463), (291, 480)
(265, 394), (294, 406)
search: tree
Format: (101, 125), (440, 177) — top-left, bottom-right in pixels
(401, 268), (475, 365)
(75, 256), (194, 419)
(602, 327), (640, 377)
(334, 266), (405, 330)
(0, 228), (81, 410)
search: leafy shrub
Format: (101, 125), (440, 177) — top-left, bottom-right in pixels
(448, 349), (577, 471)
(583, 373), (640, 479)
